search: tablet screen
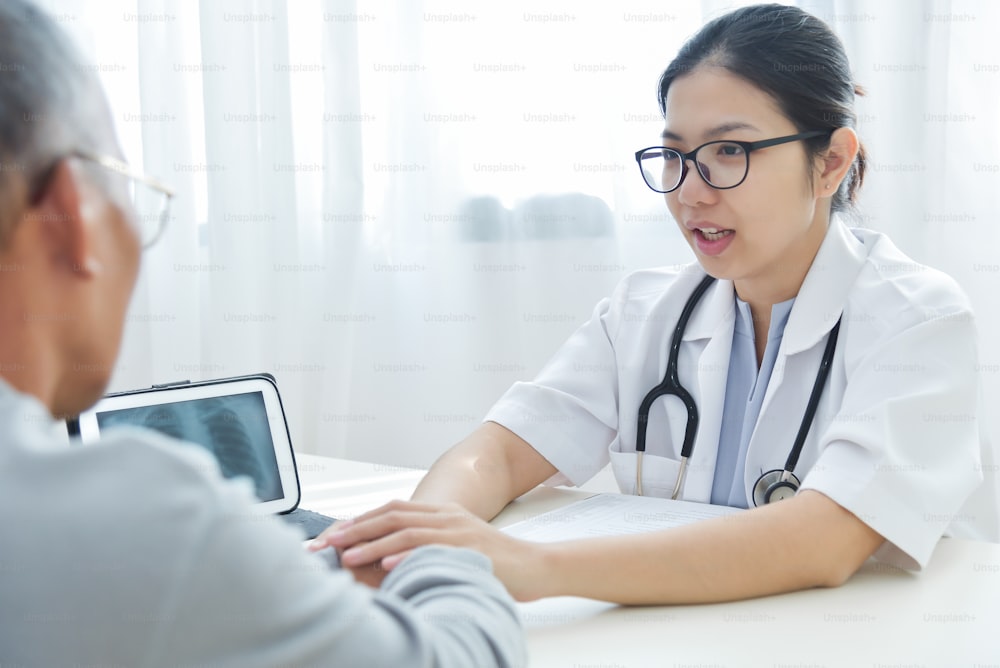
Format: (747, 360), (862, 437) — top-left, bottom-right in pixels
(96, 391), (283, 503)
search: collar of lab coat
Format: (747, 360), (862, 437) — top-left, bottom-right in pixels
(679, 217), (866, 352)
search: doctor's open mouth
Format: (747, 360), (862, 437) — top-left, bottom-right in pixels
(686, 223), (736, 255)
(698, 228), (734, 241)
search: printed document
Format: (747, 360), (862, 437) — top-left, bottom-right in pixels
(502, 493), (741, 542)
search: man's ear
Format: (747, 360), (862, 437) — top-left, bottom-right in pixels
(815, 127), (859, 198)
(26, 159), (102, 278)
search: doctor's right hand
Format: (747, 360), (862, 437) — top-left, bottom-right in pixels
(308, 499), (552, 601)
(311, 519), (391, 589)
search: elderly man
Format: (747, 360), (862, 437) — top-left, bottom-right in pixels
(0, 1), (525, 666)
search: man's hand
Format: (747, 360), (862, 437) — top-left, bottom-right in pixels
(341, 550), (391, 588)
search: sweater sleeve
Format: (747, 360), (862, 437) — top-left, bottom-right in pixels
(148, 472), (526, 668)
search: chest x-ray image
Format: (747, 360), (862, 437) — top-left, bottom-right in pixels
(96, 392), (283, 502)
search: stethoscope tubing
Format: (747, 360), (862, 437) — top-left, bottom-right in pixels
(634, 273), (842, 501)
(635, 274), (716, 459)
(635, 274), (714, 499)
(782, 317), (841, 473)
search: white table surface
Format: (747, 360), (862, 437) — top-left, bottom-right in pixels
(296, 454), (1000, 667)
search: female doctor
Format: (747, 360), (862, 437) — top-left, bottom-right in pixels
(313, 4), (996, 604)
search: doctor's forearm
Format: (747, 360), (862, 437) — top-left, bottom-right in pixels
(409, 443), (509, 520)
(411, 422), (557, 521)
(534, 490), (884, 605)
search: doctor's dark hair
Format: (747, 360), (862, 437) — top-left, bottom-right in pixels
(657, 3), (867, 214)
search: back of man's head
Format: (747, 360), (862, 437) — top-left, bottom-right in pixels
(0, 0), (139, 418)
(0, 0), (115, 244)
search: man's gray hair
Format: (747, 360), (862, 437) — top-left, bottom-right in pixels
(0, 0), (114, 242)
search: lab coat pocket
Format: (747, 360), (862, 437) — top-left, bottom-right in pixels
(608, 436), (682, 498)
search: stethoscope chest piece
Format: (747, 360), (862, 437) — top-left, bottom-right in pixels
(752, 469), (802, 507)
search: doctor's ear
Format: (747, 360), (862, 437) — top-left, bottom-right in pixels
(813, 127), (859, 198)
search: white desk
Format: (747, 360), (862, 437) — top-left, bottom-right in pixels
(297, 454), (1000, 667)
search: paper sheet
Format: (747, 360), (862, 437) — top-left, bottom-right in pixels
(502, 493), (742, 542)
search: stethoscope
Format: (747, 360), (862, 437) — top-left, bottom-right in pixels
(635, 274), (841, 506)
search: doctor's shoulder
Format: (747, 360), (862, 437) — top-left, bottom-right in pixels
(845, 227), (976, 336)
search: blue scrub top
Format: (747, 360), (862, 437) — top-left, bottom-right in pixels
(710, 294), (796, 508)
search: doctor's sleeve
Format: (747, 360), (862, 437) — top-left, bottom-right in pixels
(484, 276), (633, 487)
(801, 310), (985, 571)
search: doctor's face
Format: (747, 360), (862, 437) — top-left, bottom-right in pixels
(661, 67), (827, 296)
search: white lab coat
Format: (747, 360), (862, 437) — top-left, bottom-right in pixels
(486, 218), (999, 570)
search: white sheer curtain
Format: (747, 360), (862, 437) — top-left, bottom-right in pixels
(42, 0), (999, 470)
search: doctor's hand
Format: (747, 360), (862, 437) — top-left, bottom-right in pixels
(311, 520), (391, 589)
(308, 500), (549, 601)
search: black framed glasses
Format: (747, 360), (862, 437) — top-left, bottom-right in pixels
(634, 130), (830, 194)
(73, 150), (175, 248)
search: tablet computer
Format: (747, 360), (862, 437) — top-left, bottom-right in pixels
(69, 374), (326, 529)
